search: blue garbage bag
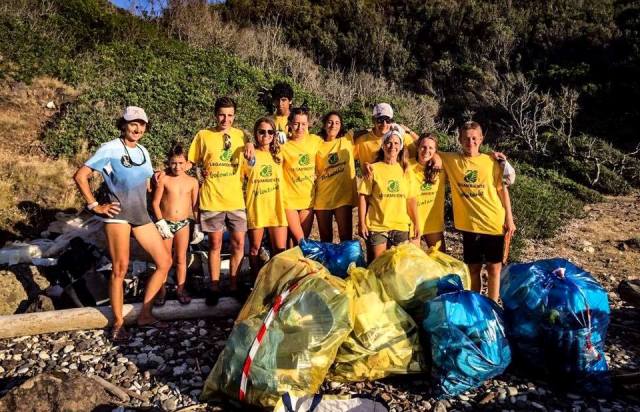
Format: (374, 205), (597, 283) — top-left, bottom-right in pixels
(500, 258), (610, 393)
(423, 275), (511, 398)
(299, 239), (365, 277)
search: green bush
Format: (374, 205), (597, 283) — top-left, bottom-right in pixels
(509, 174), (585, 260)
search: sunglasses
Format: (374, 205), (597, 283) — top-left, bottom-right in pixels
(257, 129), (275, 136)
(223, 133), (231, 150)
(375, 117), (392, 125)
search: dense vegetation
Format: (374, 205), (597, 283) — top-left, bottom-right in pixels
(0, 0), (635, 258)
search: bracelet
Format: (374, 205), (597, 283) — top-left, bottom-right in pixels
(86, 201), (99, 211)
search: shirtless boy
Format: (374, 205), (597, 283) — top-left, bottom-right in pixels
(152, 143), (199, 304)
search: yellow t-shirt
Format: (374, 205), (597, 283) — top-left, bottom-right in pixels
(357, 162), (417, 232)
(241, 150), (287, 229)
(440, 152), (505, 235)
(274, 115), (288, 133)
(281, 134), (324, 210)
(314, 133), (357, 210)
(353, 130), (416, 176)
(410, 161), (446, 235)
(188, 127), (247, 212)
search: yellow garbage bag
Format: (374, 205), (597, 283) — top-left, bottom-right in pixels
(201, 250), (354, 408)
(237, 247), (328, 322)
(330, 266), (423, 382)
(368, 243), (470, 320)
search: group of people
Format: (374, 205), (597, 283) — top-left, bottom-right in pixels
(73, 82), (515, 342)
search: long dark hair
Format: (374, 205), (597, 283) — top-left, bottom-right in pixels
(375, 131), (409, 173)
(253, 117), (281, 164)
(318, 111), (345, 140)
(416, 132), (439, 184)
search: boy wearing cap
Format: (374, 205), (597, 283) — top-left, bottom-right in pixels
(74, 106), (172, 341)
(354, 103), (418, 177)
(438, 121), (516, 302)
(188, 97), (254, 305)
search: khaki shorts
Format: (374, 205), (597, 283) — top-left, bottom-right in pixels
(200, 210), (247, 233)
(367, 230), (409, 247)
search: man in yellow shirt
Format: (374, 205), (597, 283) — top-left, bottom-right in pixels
(271, 82), (293, 144)
(439, 121), (516, 302)
(188, 97), (253, 305)
(354, 103), (418, 177)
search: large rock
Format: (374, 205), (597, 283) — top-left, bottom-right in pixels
(0, 371), (114, 411)
(0, 270), (28, 315)
(0, 265), (51, 315)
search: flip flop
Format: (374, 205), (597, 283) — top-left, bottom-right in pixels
(137, 319), (170, 329)
(176, 289), (192, 305)
(110, 325), (131, 343)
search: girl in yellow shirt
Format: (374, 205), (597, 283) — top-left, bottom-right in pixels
(281, 107), (323, 244)
(242, 117), (288, 277)
(314, 111), (357, 242)
(411, 133), (446, 251)
(358, 128), (419, 260)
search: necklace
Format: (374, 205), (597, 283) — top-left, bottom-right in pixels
(120, 138), (146, 168)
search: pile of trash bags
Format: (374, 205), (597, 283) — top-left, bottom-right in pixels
(368, 243), (471, 320)
(200, 240), (611, 407)
(423, 275), (511, 397)
(501, 258), (610, 392)
(299, 239), (365, 277)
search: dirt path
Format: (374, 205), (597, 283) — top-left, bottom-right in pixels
(519, 192), (640, 303)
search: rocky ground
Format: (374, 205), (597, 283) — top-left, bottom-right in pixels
(1, 194), (639, 411)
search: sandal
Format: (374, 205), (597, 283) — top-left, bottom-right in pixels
(137, 319), (170, 329)
(110, 325), (131, 343)
(153, 287), (167, 307)
(176, 288), (192, 305)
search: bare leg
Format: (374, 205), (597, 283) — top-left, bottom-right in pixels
(132, 223), (172, 325)
(371, 243), (388, 260)
(315, 209), (334, 243)
(486, 262), (502, 302)
(334, 205), (353, 241)
(229, 230), (246, 291)
(468, 263), (483, 293)
(299, 208), (314, 238)
(268, 226), (288, 255)
(248, 228), (264, 279)
(423, 232), (446, 252)
(208, 231), (223, 291)
(104, 223), (131, 328)
(286, 209), (304, 246)
(172, 225), (190, 293)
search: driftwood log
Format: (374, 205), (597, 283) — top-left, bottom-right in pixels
(0, 298), (240, 339)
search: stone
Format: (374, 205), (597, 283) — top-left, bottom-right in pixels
(162, 397), (178, 411)
(0, 270), (28, 315)
(38, 352), (50, 360)
(0, 371), (112, 412)
(79, 355), (93, 362)
(433, 400), (447, 412)
(17, 366), (29, 374)
(25, 295), (55, 313)
(507, 386), (518, 397)
(63, 345), (74, 354)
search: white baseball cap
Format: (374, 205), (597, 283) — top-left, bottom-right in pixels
(372, 103), (393, 119)
(122, 106), (149, 123)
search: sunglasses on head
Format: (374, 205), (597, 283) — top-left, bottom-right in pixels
(223, 133), (231, 150)
(375, 116), (392, 124)
(257, 129), (275, 136)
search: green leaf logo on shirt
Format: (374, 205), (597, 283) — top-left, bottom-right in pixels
(328, 153), (339, 165)
(464, 170), (478, 183)
(260, 165), (272, 177)
(355, 160), (362, 178)
(387, 180), (400, 192)
(298, 153), (310, 166)
(421, 181), (432, 192)
(220, 149), (232, 162)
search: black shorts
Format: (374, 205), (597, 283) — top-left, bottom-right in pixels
(461, 231), (504, 264)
